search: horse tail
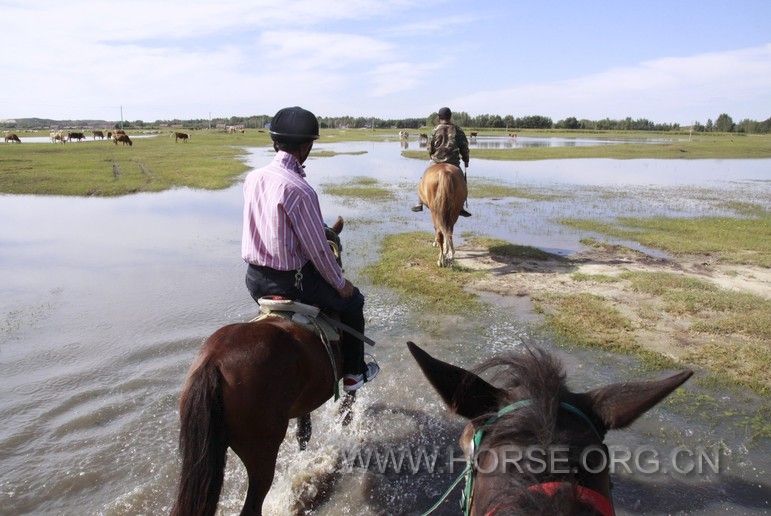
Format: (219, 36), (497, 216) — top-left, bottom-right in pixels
(433, 167), (455, 237)
(171, 356), (227, 516)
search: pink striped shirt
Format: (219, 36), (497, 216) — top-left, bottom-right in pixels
(241, 151), (345, 290)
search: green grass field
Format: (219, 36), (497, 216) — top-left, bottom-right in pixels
(2, 129), (770, 196)
(0, 130), (273, 196)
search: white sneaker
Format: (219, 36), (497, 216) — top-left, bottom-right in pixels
(343, 362), (380, 392)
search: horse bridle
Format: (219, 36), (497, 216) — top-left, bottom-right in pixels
(421, 399), (615, 516)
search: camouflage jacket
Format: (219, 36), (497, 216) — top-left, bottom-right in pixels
(429, 122), (469, 167)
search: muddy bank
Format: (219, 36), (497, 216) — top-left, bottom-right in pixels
(454, 239), (771, 394)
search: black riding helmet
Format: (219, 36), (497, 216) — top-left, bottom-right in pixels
(269, 106), (319, 144)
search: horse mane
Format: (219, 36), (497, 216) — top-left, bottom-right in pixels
(468, 347), (602, 515)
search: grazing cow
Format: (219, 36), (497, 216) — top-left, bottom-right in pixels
(68, 132), (86, 142)
(174, 131), (189, 143)
(114, 134), (133, 146)
(106, 131), (113, 140)
(4, 133), (21, 143)
(93, 130), (105, 140)
(51, 131), (67, 144)
(469, 131), (478, 138)
(399, 130), (409, 139)
(114, 129), (126, 136)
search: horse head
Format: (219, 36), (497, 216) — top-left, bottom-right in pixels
(324, 216), (344, 267)
(407, 341), (692, 515)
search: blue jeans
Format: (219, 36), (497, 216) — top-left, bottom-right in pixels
(245, 262), (366, 375)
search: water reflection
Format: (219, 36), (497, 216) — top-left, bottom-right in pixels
(466, 135), (670, 149)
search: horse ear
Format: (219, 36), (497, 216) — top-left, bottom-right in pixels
(407, 342), (506, 420)
(580, 370), (693, 430)
(331, 216), (344, 235)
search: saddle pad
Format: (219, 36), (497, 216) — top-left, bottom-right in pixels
(250, 297), (339, 342)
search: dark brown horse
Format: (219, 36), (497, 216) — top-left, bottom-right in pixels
(114, 134), (132, 146)
(407, 342), (692, 515)
(4, 133), (21, 143)
(171, 218), (355, 516)
(417, 162), (468, 267)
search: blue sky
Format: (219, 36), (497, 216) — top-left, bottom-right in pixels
(1, 0), (769, 124)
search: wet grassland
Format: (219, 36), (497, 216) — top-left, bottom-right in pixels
(3, 128), (768, 435)
(362, 183), (770, 440)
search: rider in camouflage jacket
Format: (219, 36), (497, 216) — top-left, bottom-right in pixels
(412, 107), (471, 217)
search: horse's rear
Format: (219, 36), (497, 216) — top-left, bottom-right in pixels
(418, 163), (467, 266)
(171, 318), (339, 516)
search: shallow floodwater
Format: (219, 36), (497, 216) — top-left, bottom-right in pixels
(0, 141), (769, 515)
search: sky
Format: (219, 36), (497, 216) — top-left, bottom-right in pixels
(1, 0), (770, 124)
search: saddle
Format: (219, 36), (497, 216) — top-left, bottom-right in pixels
(252, 296), (343, 399)
(250, 296), (340, 343)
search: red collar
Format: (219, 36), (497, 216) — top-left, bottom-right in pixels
(527, 482), (614, 516)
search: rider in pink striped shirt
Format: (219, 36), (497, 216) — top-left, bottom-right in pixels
(242, 106), (380, 392)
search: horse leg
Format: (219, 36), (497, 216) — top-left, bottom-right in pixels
(338, 393), (356, 427)
(296, 414), (312, 451)
(437, 230), (447, 267)
(446, 231), (455, 263)
(238, 429), (286, 516)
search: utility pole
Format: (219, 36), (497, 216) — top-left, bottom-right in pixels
(120, 105), (124, 130)
(208, 112), (211, 130)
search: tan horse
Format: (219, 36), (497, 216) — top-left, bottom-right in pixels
(417, 163), (468, 267)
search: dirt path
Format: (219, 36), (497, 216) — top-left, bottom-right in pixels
(454, 241), (771, 391)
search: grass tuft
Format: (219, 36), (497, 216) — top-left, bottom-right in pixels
(563, 215), (771, 267)
(363, 232), (481, 313)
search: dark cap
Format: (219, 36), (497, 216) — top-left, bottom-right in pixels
(437, 107), (452, 119)
(269, 106), (319, 143)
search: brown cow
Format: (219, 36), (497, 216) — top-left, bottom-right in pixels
(174, 131), (189, 143)
(4, 133), (21, 143)
(93, 130), (105, 140)
(68, 132), (86, 142)
(114, 134), (133, 146)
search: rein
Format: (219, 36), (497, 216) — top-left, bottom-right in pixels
(420, 399), (613, 516)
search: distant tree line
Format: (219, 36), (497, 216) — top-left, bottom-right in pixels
(691, 113), (771, 134)
(3, 112), (770, 133)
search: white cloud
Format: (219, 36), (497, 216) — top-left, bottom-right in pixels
(259, 31), (394, 70)
(451, 44), (771, 123)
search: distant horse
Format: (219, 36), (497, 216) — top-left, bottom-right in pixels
(114, 134), (132, 146)
(106, 131), (113, 140)
(92, 130), (105, 140)
(469, 131), (478, 141)
(171, 218), (358, 516)
(417, 162), (468, 267)
(173, 131), (189, 143)
(67, 132), (86, 142)
(4, 133), (21, 143)
(407, 341), (692, 515)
